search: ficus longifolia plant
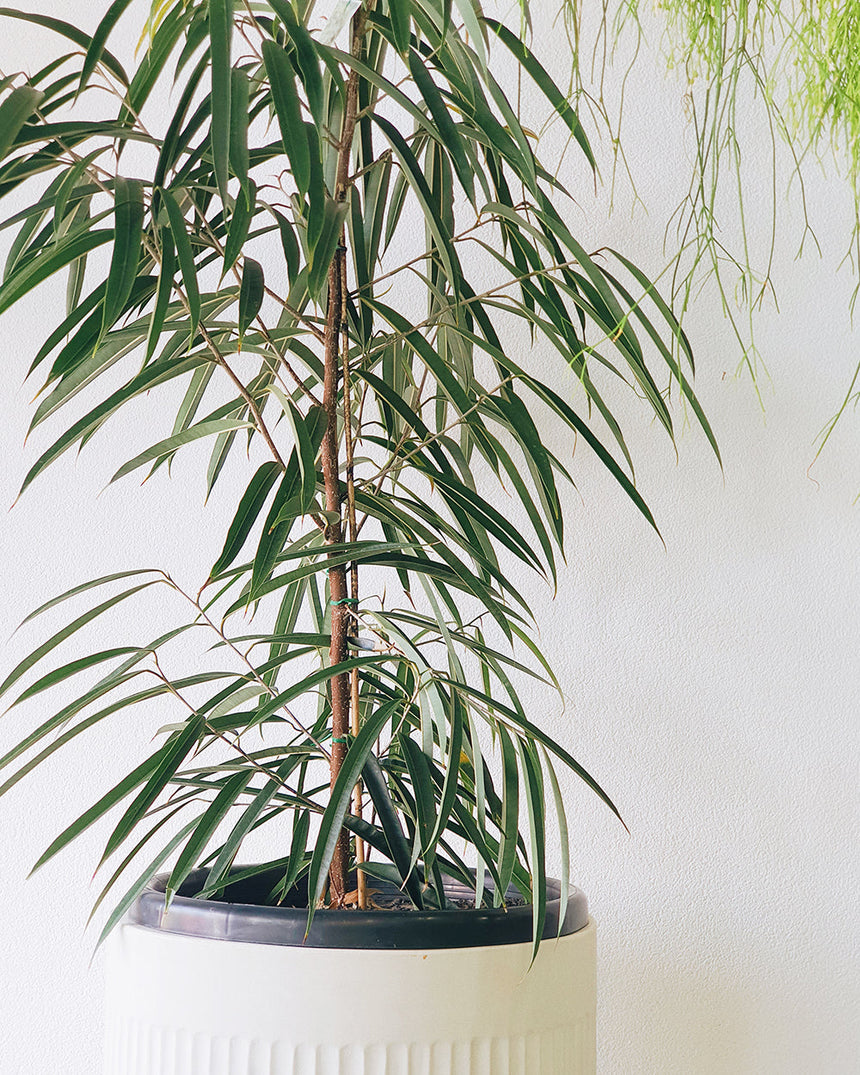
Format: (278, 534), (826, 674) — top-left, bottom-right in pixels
(0, 0), (718, 951)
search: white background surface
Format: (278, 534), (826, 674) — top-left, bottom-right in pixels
(0, 3), (858, 1073)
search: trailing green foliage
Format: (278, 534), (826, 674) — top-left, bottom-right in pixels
(0, 0), (716, 938)
(564, 1), (860, 445)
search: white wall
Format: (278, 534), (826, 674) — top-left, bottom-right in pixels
(0, 4), (857, 1073)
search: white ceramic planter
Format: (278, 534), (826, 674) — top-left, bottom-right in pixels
(103, 872), (596, 1075)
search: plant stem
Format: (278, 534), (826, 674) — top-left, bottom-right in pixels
(322, 245), (350, 904)
(342, 234), (367, 909)
(322, 3), (369, 905)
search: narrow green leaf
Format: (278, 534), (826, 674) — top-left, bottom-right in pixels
(542, 746), (569, 938)
(229, 65), (250, 194)
(262, 39), (310, 196)
(208, 0), (232, 203)
(407, 49), (474, 203)
(0, 86), (45, 161)
(307, 700), (401, 921)
(0, 582), (160, 702)
(30, 751), (161, 874)
(270, 206), (300, 285)
(201, 756), (300, 895)
(17, 568), (162, 627)
(88, 803), (186, 926)
(483, 18), (595, 168)
(96, 816), (199, 947)
(250, 455), (301, 597)
(109, 418), (252, 483)
(389, 0), (412, 53)
(238, 257), (264, 340)
(19, 352), (211, 497)
(517, 738), (546, 962)
(161, 188), (200, 334)
(145, 230), (176, 362)
(447, 679), (627, 830)
(362, 752), (425, 908)
(101, 713), (205, 864)
(223, 177), (256, 275)
(267, 0), (324, 128)
(78, 0), (133, 97)
(370, 113), (461, 292)
(8, 647), (139, 707)
(399, 734), (441, 874)
(211, 461), (280, 578)
(0, 228), (112, 316)
(102, 177), (144, 333)
(166, 768), (253, 899)
(308, 196), (348, 301)
(496, 723), (520, 905)
(426, 690), (464, 851)
(453, 0), (488, 70)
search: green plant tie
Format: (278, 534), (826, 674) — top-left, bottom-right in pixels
(331, 597), (358, 607)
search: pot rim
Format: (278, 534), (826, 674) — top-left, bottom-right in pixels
(127, 867), (589, 950)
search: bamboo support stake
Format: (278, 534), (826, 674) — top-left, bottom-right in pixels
(322, 2), (368, 905)
(341, 243), (367, 910)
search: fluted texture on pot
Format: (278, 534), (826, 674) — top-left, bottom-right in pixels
(105, 1019), (595, 1074)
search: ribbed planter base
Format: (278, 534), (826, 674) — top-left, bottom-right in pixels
(103, 872), (596, 1074)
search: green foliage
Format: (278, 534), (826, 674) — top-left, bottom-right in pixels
(563, 1), (860, 440)
(0, 0), (716, 937)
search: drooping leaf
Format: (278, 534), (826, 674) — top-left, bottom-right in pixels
(238, 257), (264, 341)
(161, 187), (200, 334)
(78, 0), (133, 97)
(229, 65), (250, 195)
(211, 461), (281, 578)
(208, 0), (232, 204)
(262, 39), (310, 196)
(306, 699), (402, 921)
(102, 177), (144, 334)
(0, 86), (45, 161)
(109, 418), (253, 483)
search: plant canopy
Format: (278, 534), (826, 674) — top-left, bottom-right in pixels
(0, 0), (718, 950)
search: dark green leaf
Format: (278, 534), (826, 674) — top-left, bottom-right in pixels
(308, 196), (348, 301)
(145, 230), (176, 362)
(78, 0), (133, 97)
(161, 187), (200, 334)
(483, 18), (595, 168)
(29, 751), (161, 874)
(208, 0), (232, 203)
(101, 713), (205, 865)
(307, 700), (401, 921)
(0, 228), (112, 316)
(238, 257), (264, 340)
(262, 39), (310, 196)
(166, 769), (253, 899)
(267, 0), (324, 128)
(102, 177), (144, 333)
(362, 751), (426, 909)
(0, 581), (160, 702)
(211, 461), (280, 577)
(110, 418), (252, 483)
(229, 66), (250, 194)
(0, 86), (44, 161)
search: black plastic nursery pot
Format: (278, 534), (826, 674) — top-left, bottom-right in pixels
(129, 866), (590, 950)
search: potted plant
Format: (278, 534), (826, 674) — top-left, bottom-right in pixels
(0, 1), (717, 1071)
